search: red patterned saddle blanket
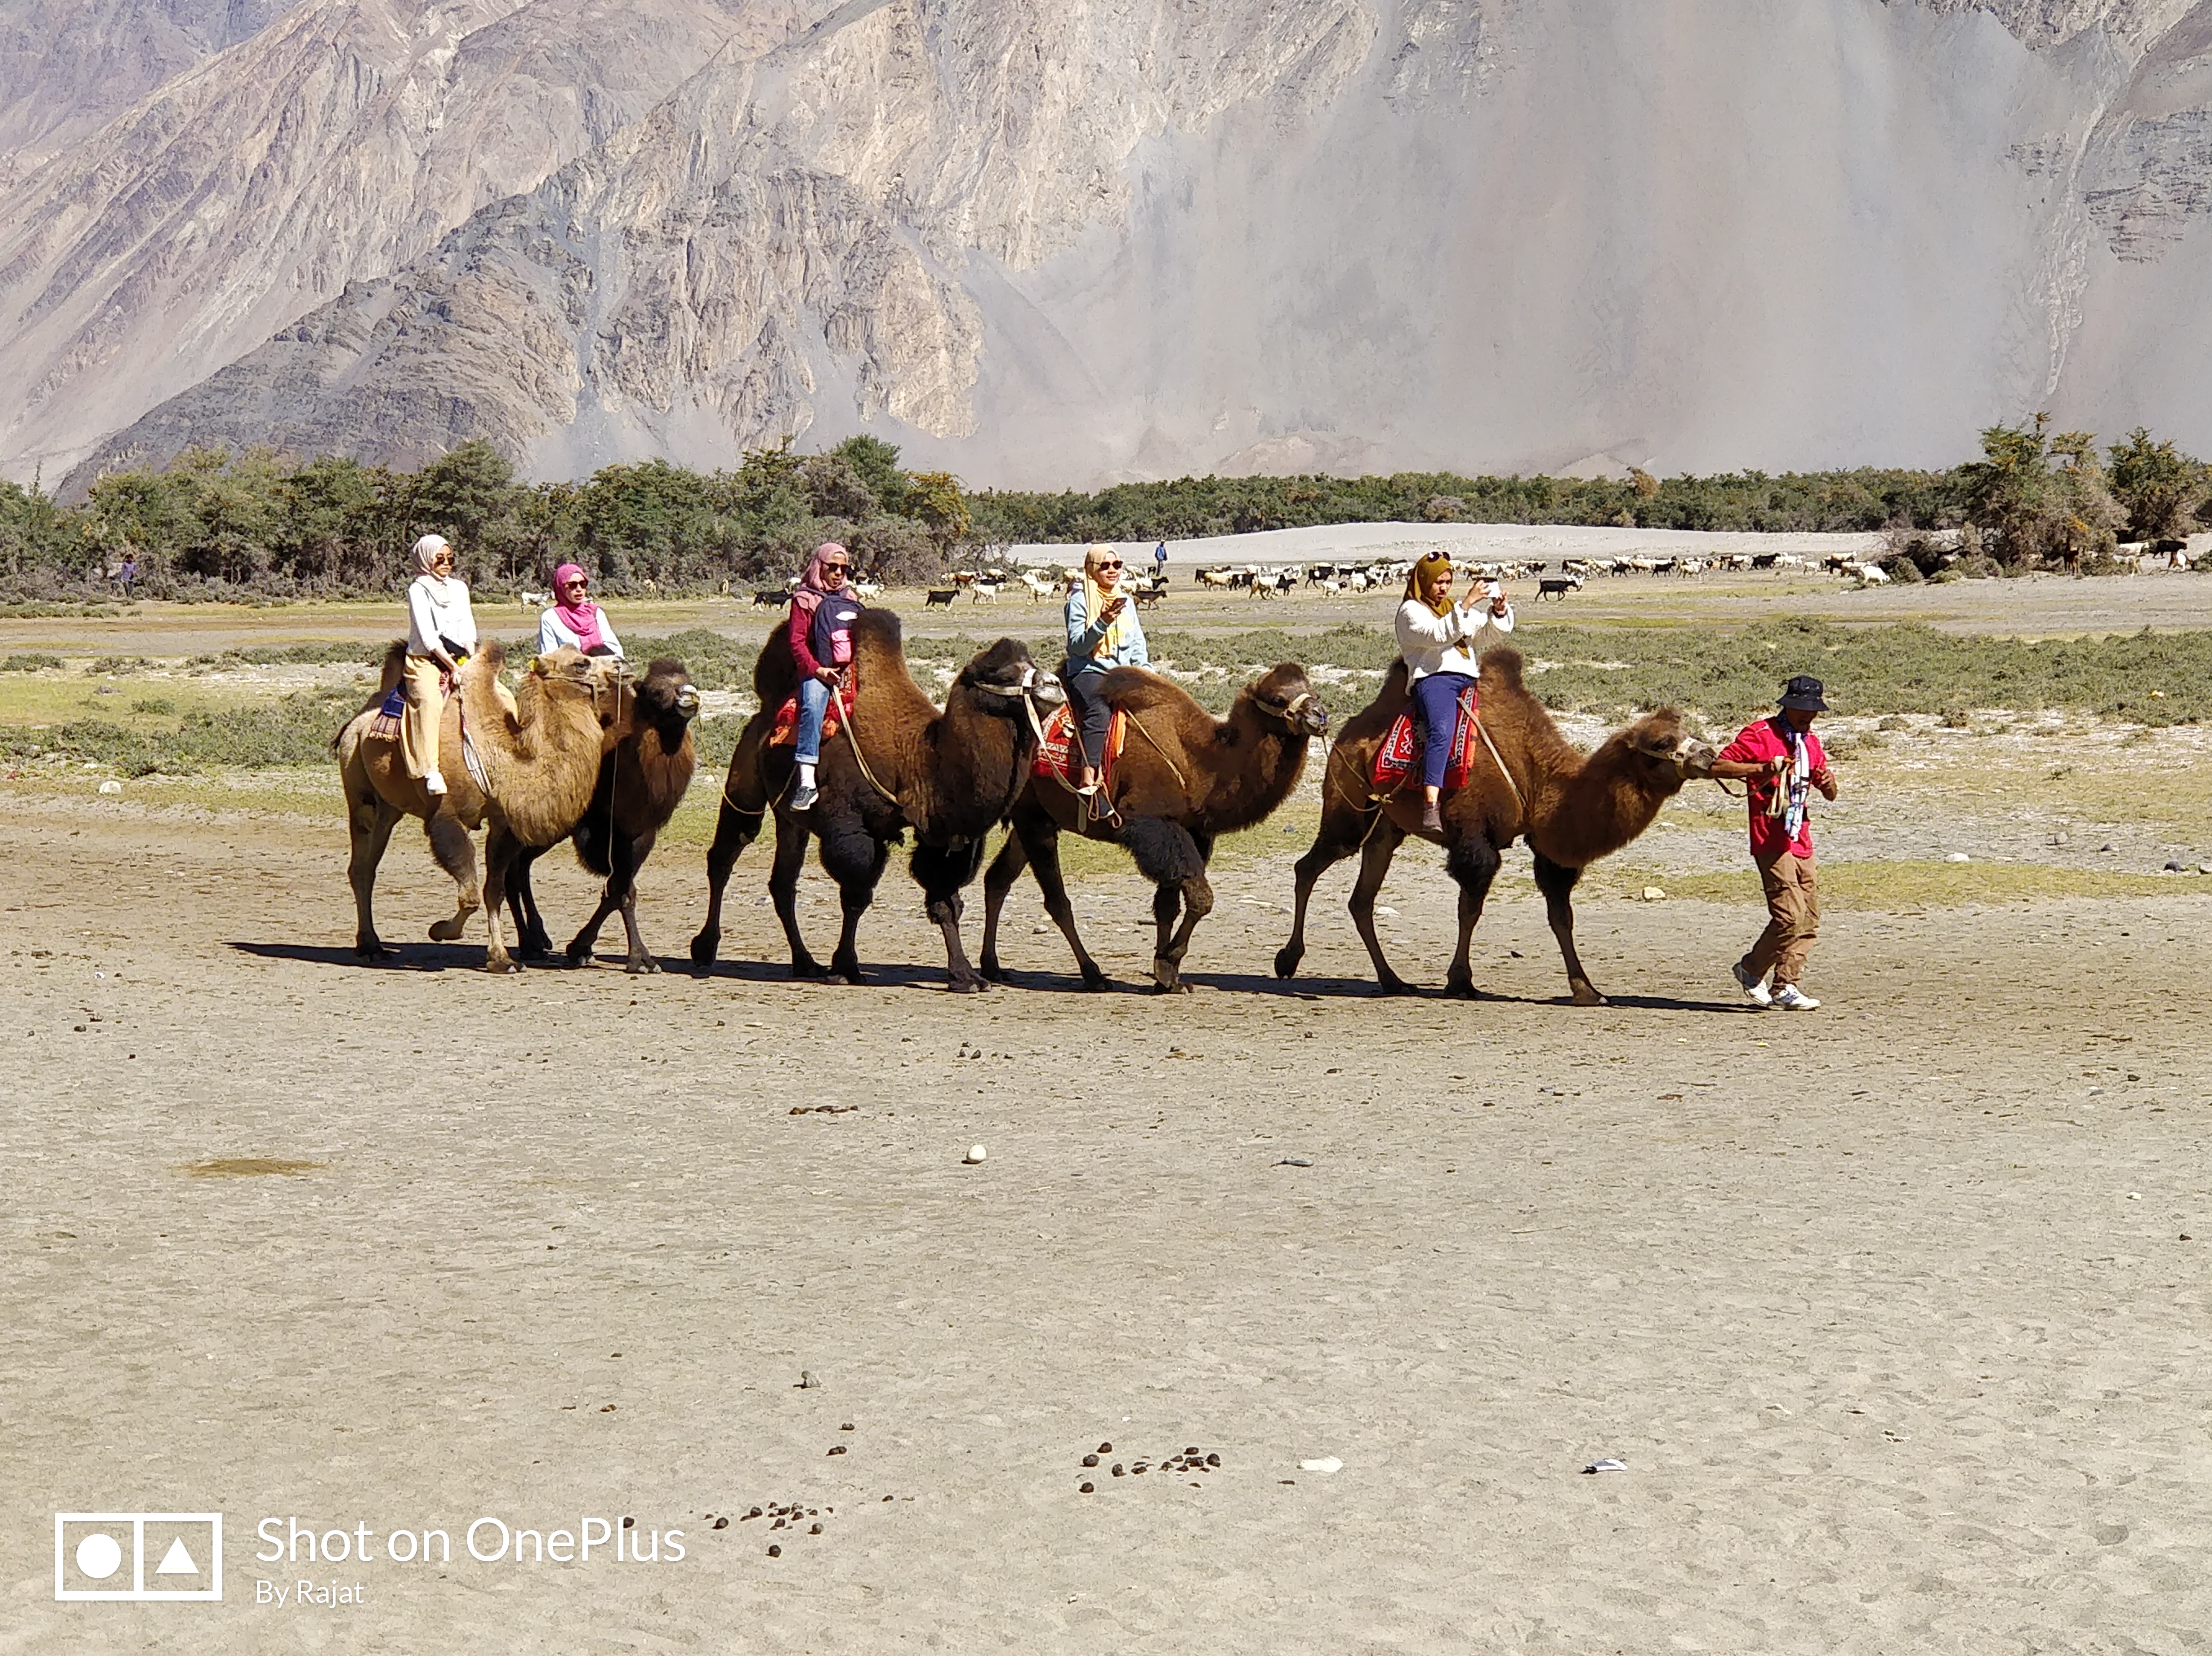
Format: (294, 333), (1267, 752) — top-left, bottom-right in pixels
(1372, 688), (1479, 793)
(1033, 702), (1127, 789)
(768, 668), (857, 749)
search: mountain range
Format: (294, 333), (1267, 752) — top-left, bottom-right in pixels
(6, 0), (2212, 493)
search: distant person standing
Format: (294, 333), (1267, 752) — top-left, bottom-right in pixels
(116, 554), (139, 599)
(1710, 675), (1839, 1011)
(1153, 541), (1168, 583)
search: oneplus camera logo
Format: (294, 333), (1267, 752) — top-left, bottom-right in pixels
(55, 1513), (222, 1601)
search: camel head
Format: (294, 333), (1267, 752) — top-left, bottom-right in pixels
(1246, 664), (1329, 738)
(620, 657), (701, 747)
(958, 638), (1065, 717)
(1620, 708), (1717, 783)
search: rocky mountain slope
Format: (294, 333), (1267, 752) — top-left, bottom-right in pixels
(15, 0), (2212, 490)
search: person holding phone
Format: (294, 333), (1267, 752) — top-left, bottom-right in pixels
(1394, 554), (1513, 833)
(1064, 543), (1150, 805)
(786, 542), (862, 811)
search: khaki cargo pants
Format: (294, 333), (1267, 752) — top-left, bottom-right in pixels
(399, 654), (448, 781)
(1745, 850), (1820, 988)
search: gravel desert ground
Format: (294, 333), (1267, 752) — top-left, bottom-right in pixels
(5, 570), (2210, 1653)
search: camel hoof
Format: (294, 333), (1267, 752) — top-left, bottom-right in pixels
(946, 977), (988, 995)
(428, 921), (467, 942)
(626, 957), (661, 976)
(1374, 977), (1420, 998)
(1572, 986), (1608, 1007)
(979, 961), (1007, 983)
(688, 931), (720, 967)
(353, 941), (397, 960)
(1272, 948), (1302, 980)
(1080, 971), (1111, 992)
(483, 959), (523, 975)
(1447, 980), (1487, 1000)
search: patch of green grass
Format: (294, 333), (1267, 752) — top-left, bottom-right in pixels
(1, 652), (64, 672)
(85, 655), (154, 676)
(186, 641), (389, 669)
(129, 697), (178, 715)
(1598, 859), (2202, 910)
(0, 683), (364, 775)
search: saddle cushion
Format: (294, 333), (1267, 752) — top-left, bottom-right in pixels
(1033, 702), (1126, 789)
(1372, 688), (1480, 793)
(768, 667), (857, 749)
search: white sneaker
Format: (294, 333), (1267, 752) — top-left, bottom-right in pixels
(1731, 959), (1771, 1007)
(1770, 984), (1821, 1011)
(424, 770), (447, 796)
(790, 781), (818, 811)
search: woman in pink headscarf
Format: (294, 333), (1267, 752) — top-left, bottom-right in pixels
(785, 542), (862, 811)
(537, 563), (626, 659)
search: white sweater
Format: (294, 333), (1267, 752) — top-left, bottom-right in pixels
(1395, 596), (1515, 681)
(538, 607), (624, 659)
(407, 575), (478, 658)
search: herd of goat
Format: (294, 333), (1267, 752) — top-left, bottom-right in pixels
(730, 548), (1889, 609)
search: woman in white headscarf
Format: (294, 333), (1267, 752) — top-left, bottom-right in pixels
(400, 533), (478, 797)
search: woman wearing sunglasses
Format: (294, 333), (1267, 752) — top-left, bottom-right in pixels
(786, 542), (864, 810)
(536, 563), (626, 660)
(1063, 543), (1150, 805)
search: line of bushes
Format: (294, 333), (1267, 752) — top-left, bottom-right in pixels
(6, 417), (2207, 606)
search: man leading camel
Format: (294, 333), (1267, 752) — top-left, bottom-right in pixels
(1710, 675), (1839, 1011)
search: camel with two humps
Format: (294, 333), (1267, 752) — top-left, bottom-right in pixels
(979, 664), (1328, 992)
(504, 657), (701, 972)
(689, 609), (1063, 991)
(1275, 647), (1716, 1002)
(334, 642), (622, 971)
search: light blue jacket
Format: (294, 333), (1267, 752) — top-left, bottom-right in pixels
(1065, 585), (1149, 674)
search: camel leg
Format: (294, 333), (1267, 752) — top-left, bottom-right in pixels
(423, 809), (481, 944)
(346, 795), (401, 958)
(569, 828), (657, 973)
(690, 752), (768, 971)
(768, 812), (828, 979)
(978, 830), (1030, 983)
(1021, 816), (1109, 989)
(506, 844), (553, 958)
(479, 824), (524, 974)
(1444, 830), (1505, 999)
(1150, 827), (1217, 994)
(825, 834), (890, 986)
(1346, 818), (1414, 994)
(913, 839), (988, 992)
(1275, 808), (1371, 979)
(1532, 851), (1604, 1006)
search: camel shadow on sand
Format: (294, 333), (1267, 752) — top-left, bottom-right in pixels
(229, 940), (498, 972)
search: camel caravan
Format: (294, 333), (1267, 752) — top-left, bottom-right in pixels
(336, 540), (1753, 1002)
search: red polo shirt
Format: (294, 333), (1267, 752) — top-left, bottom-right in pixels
(1720, 715), (1825, 860)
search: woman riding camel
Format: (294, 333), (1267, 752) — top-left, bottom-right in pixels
(538, 562), (624, 659)
(401, 533), (479, 797)
(1064, 543), (1150, 808)
(1394, 554), (1514, 833)
(787, 542), (863, 811)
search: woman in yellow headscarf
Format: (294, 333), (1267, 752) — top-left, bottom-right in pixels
(1063, 543), (1150, 802)
(1394, 553), (1513, 832)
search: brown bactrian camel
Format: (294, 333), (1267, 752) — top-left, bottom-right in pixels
(335, 642), (619, 971)
(1274, 647), (1717, 1002)
(505, 657), (701, 972)
(978, 663), (1329, 992)
(688, 609), (1063, 991)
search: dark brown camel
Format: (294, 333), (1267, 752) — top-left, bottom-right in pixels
(688, 609), (1063, 990)
(1274, 647), (1716, 1002)
(505, 657), (701, 972)
(978, 664), (1329, 991)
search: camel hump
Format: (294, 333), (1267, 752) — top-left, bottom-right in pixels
(1094, 665), (1198, 716)
(856, 606), (904, 653)
(473, 638), (507, 675)
(375, 640), (407, 693)
(1480, 646), (1525, 694)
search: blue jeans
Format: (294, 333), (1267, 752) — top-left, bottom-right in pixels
(1412, 671), (1473, 789)
(796, 676), (832, 764)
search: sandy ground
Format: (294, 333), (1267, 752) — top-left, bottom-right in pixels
(5, 780), (2212, 1654)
